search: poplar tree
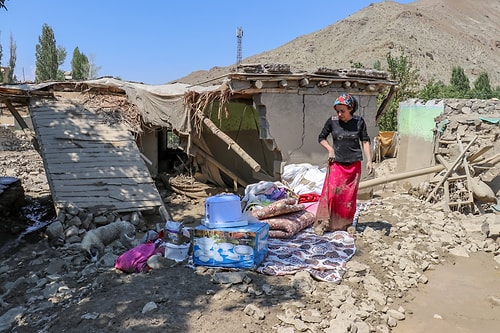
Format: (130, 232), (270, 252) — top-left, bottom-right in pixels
(450, 66), (470, 97)
(472, 72), (493, 99)
(8, 32), (16, 82)
(71, 47), (89, 80)
(35, 24), (60, 82)
(87, 53), (101, 79)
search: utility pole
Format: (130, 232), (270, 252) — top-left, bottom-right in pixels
(236, 27), (243, 65)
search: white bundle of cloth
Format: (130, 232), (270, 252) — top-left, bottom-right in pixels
(281, 163), (326, 195)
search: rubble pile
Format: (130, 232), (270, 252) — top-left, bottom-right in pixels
(417, 99), (500, 213)
(0, 126), (33, 151)
(45, 204), (147, 247)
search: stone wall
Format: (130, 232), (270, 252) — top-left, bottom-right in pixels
(442, 99), (500, 116)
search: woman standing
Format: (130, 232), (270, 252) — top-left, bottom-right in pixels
(314, 93), (373, 235)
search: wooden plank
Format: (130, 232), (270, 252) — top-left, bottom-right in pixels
(44, 157), (144, 165)
(53, 183), (159, 195)
(443, 180), (451, 211)
(29, 99), (163, 214)
(57, 192), (160, 203)
(4, 99), (30, 129)
(43, 151), (143, 160)
(54, 196), (163, 206)
(39, 140), (132, 150)
(47, 164), (148, 174)
(35, 126), (132, 137)
(35, 129), (133, 141)
(54, 199), (161, 211)
(37, 134), (133, 143)
(457, 134), (475, 212)
(52, 189), (160, 198)
(45, 160), (145, 170)
(468, 145), (493, 163)
(46, 177), (155, 186)
(43, 147), (136, 155)
(49, 172), (152, 181)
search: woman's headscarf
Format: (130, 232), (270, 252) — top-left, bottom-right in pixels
(333, 93), (358, 113)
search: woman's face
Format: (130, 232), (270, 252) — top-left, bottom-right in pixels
(335, 104), (352, 122)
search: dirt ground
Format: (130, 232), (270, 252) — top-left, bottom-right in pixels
(1, 123), (499, 332)
(393, 251), (500, 333)
(2, 190), (499, 333)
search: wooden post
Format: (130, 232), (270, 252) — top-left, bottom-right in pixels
(359, 165), (444, 189)
(196, 148), (248, 190)
(4, 99), (30, 129)
(194, 110), (261, 172)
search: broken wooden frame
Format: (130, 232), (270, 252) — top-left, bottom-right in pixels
(425, 135), (477, 203)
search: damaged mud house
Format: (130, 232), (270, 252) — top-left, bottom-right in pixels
(0, 64), (499, 246)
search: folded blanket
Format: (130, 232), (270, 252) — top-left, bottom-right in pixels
(256, 229), (356, 283)
(251, 197), (303, 220)
(260, 210), (315, 238)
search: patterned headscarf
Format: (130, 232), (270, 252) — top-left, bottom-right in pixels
(333, 93), (358, 113)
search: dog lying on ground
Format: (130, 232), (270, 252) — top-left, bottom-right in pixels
(81, 221), (136, 262)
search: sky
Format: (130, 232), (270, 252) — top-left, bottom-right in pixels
(0, 0), (415, 85)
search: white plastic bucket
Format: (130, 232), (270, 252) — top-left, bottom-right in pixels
(164, 243), (190, 262)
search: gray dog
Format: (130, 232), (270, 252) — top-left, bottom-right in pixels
(81, 221), (136, 262)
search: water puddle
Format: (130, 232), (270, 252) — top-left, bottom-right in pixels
(0, 199), (56, 257)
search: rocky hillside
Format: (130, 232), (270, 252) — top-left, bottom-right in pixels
(177, 0), (500, 88)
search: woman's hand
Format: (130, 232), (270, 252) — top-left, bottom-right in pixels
(328, 151), (335, 163)
(366, 161), (374, 175)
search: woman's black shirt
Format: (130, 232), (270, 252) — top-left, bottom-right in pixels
(318, 115), (370, 164)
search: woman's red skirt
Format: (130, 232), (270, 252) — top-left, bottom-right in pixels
(315, 161), (361, 231)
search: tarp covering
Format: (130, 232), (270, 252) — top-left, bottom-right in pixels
(1, 78), (227, 134)
(82, 78), (226, 134)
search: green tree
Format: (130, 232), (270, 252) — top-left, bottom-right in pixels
(417, 79), (447, 100)
(373, 60), (382, 70)
(8, 32), (16, 83)
(35, 24), (66, 82)
(71, 47), (89, 80)
(471, 72), (493, 99)
(449, 66), (470, 97)
(378, 51), (419, 131)
(56, 45), (67, 80)
(87, 53), (101, 79)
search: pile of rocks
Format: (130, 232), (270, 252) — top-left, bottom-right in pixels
(45, 204), (147, 247)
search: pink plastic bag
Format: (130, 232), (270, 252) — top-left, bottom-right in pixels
(115, 243), (157, 273)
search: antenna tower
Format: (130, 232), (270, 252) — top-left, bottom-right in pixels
(236, 27), (243, 65)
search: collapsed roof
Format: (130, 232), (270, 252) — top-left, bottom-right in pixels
(0, 65), (397, 213)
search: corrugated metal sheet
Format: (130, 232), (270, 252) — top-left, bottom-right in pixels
(29, 99), (163, 214)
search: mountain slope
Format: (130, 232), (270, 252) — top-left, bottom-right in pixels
(177, 0), (500, 88)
